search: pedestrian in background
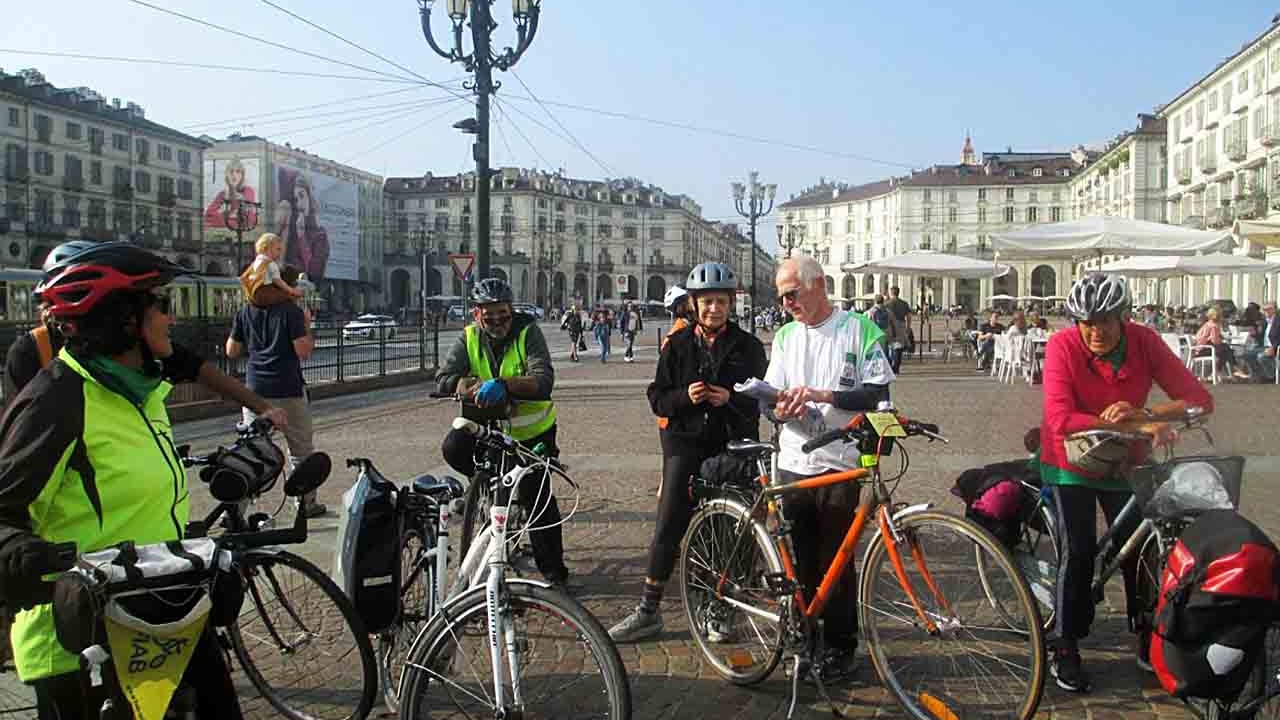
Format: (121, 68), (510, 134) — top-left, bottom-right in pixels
(621, 300), (644, 362)
(885, 286), (912, 372)
(226, 266), (325, 517)
(592, 306), (613, 363)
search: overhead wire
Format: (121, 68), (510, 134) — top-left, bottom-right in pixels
(190, 93), (459, 135)
(124, 0), (423, 84)
(257, 0), (463, 97)
(509, 70), (614, 178)
(0, 49), (425, 85)
(492, 97), (554, 171)
(303, 96), (467, 146)
(343, 102), (472, 166)
(180, 85), (433, 131)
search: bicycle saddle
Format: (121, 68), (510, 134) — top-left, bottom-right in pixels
(726, 440), (774, 457)
(411, 474), (465, 500)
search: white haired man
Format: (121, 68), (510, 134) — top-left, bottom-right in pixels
(764, 255), (896, 683)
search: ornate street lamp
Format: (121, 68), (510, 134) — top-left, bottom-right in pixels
(418, 0), (541, 282)
(732, 172), (776, 333)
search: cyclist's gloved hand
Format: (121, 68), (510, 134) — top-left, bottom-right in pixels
(0, 535), (69, 610)
(475, 379), (508, 408)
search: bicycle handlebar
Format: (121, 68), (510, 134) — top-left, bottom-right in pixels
(800, 417), (948, 454)
(179, 417), (275, 468)
(1065, 406), (1211, 445)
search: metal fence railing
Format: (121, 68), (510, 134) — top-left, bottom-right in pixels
(0, 317), (445, 407)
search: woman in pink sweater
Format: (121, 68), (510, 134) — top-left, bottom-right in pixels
(1040, 274), (1213, 693)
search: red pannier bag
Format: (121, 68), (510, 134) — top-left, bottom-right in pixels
(1151, 509), (1280, 700)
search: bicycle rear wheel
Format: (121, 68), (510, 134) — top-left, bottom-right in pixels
(678, 497), (786, 686)
(398, 581), (631, 720)
(860, 509), (1045, 720)
(229, 549), (377, 720)
(378, 528), (436, 713)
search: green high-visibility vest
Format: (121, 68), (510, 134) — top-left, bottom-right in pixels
(464, 325), (556, 441)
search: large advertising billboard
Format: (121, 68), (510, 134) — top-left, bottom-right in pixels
(203, 155), (261, 252)
(272, 163), (359, 281)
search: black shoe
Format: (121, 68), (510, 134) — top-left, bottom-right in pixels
(1136, 630), (1154, 674)
(1051, 648), (1092, 693)
(301, 501), (327, 519)
(543, 569), (573, 591)
(803, 647), (858, 686)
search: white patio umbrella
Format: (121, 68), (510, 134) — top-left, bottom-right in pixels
(844, 249), (1010, 279)
(989, 294), (1017, 301)
(1099, 253), (1280, 277)
(992, 216), (1233, 262)
(846, 250), (1009, 358)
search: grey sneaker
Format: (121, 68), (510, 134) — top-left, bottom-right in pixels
(705, 616), (736, 644)
(608, 607), (663, 643)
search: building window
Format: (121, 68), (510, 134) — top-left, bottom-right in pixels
(156, 211), (172, 239)
(176, 212), (192, 242)
(6, 108), (18, 127)
(135, 206), (151, 236)
(134, 170), (151, 194)
(650, 226), (664, 241)
(111, 133), (128, 152)
(597, 224), (612, 238)
(435, 198), (448, 208)
(947, 207), (957, 223)
(537, 198), (548, 209)
(88, 199), (106, 230)
(1005, 188), (1015, 201)
(1051, 206), (1062, 222)
(978, 207), (987, 224)
(61, 196), (80, 228)
(1029, 191), (1038, 202)
(434, 215), (448, 231)
(34, 114), (51, 142)
(1239, 71), (1249, 93)
(1032, 167), (1043, 177)
(823, 206), (831, 217)
(923, 207), (932, 223)
(1256, 107), (1266, 139)
(65, 122), (81, 141)
(921, 234), (932, 250)
(537, 215), (548, 231)
(948, 190), (958, 203)
(177, 179), (192, 200)
(135, 138), (149, 164)
(977, 188), (987, 201)
(1026, 206), (1039, 223)
(1003, 206), (1015, 223)
(33, 192), (54, 226)
(554, 217), (566, 233)
(158, 175), (174, 197)
(64, 154), (82, 183)
(33, 151), (53, 176)
(923, 190), (932, 203)
(822, 221), (831, 236)
(113, 203), (131, 233)
(158, 144), (172, 162)
(90, 160), (102, 185)
(177, 149), (190, 171)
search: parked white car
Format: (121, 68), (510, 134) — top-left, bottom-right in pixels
(342, 314), (398, 339)
(514, 303), (545, 320)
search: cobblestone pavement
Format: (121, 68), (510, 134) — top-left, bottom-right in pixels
(6, 325), (1278, 719)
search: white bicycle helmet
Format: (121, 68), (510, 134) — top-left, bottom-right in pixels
(687, 262), (737, 292)
(1066, 273), (1130, 321)
(663, 285), (688, 311)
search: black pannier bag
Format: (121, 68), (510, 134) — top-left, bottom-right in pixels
(1151, 509), (1280, 700)
(335, 469), (401, 634)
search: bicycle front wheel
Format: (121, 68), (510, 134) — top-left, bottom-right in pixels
(859, 510), (1045, 720)
(678, 497), (786, 686)
(378, 527), (436, 713)
(977, 491), (1057, 632)
(398, 581), (631, 720)
(229, 549), (378, 720)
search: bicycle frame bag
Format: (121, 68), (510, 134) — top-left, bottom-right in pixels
(951, 459), (1038, 548)
(333, 465), (401, 633)
(1151, 509), (1280, 700)
(693, 452), (761, 501)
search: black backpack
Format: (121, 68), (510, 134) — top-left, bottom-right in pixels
(1151, 510), (1280, 700)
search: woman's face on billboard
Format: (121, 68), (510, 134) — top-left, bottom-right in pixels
(293, 184), (309, 207)
(229, 166), (243, 186)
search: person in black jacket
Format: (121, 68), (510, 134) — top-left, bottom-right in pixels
(608, 262), (767, 643)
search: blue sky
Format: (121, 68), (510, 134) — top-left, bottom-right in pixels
(2, 0), (1277, 248)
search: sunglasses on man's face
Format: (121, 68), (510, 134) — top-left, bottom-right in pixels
(481, 312), (512, 325)
(779, 288), (802, 304)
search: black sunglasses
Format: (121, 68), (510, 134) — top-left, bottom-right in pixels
(779, 288), (802, 303)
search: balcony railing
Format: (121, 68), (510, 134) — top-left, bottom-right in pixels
(1227, 138), (1248, 162)
(1201, 156), (1218, 174)
(1207, 206), (1234, 229)
(1177, 167), (1193, 184)
(1234, 194), (1265, 220)
(1263, 124), (1280, 147)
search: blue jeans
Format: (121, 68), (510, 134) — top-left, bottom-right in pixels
(595, 329), (610, 360)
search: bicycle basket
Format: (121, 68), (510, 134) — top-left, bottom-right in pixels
(1130, 455), (1245, 519)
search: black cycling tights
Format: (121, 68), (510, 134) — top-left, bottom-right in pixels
(32, 625), (242, 720)
(1051, 484), (1143, 645)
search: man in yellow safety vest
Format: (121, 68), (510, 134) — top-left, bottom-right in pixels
(435, 277), (568, 585)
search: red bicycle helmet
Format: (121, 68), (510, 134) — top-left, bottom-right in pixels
(36, 242), (190, 317)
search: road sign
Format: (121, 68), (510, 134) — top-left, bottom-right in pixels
(449, 253), (475, 282)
